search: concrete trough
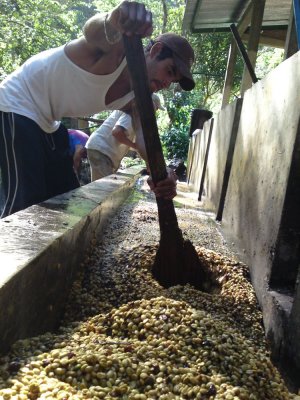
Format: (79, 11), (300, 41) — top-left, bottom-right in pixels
(186, 50), (300, 389)
(0, 167), (141, 353)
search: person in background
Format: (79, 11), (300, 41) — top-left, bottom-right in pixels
(0, 1), (195, 218)
(68, 129), (89, 179)
(86, 94), (164, 181)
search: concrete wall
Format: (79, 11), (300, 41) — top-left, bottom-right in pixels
(187, 50), (300, 389)
(187, 120), (212, 195)
(0, 167), (140, 353)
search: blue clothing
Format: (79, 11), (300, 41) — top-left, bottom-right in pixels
(68, 129), (89, 156)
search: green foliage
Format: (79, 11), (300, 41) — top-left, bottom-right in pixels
(160, 91), (191, 160)
(161, 126), (189, 160)
(0, 0), (97, 80)
(121, 156), (145, 169)
(256, 46), (284, 78)
(165, 91), (192, 127)
(188, 32), (244, 109)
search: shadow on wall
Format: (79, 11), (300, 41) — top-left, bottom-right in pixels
(186, 51), (300, 391)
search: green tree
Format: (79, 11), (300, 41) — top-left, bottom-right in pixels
(255, 46), (284, 78)
(0, 0), (97, 80)
(189, 32), (244, 108)
(160, 90), (191, 160)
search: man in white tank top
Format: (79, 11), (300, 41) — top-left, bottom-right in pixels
(86, 94), (165, 181)
(0, 1), (195, 217)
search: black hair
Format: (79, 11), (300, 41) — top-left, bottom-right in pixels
(144, 40), (173, 60)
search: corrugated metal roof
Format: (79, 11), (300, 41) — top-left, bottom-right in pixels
(183, 0), (292, 33)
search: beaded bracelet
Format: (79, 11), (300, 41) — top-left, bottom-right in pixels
(104, 13), (122, 45)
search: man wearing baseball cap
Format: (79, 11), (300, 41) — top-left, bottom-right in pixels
(146, 33), (195, 92)
(0, 0), (195, 217)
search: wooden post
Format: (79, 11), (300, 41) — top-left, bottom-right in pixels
(240, 0), (266, 95)
(198, 119), (214, 201)
(78, 118), (89, 132)
(221, 41), (238, 109)
(216, 98), (243, 221)
(221, 2), (253, 108)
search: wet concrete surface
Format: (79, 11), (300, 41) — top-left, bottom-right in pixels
(0, 167), (141, 352)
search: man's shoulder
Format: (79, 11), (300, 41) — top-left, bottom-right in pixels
(116, 111), (132, 127)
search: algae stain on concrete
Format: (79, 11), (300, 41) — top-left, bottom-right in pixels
(124, 189), (144, 205)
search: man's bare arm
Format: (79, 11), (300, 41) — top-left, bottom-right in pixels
(83, 1), (153, 53)
(112, 125), (137, 149)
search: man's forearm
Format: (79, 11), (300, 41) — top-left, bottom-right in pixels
(83, 13), (122, 52)
(83, 2), (153, 51)
(112, 127), (137, 149)
(83, 2), (139, 50)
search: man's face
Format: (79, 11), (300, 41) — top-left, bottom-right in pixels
(146, 52), (182, 93)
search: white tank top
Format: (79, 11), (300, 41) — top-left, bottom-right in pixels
(0, 45), (134, 133)
(86, 110), (134, 169)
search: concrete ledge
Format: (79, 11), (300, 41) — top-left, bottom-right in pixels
(265, 290), (293, 354)
(265, 290), (300, 390)
(0, 167), (141, 353)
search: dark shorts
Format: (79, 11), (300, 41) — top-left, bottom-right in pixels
(0, 112), (79, 218)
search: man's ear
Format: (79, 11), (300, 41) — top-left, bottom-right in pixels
(149, 42), (163, 59)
